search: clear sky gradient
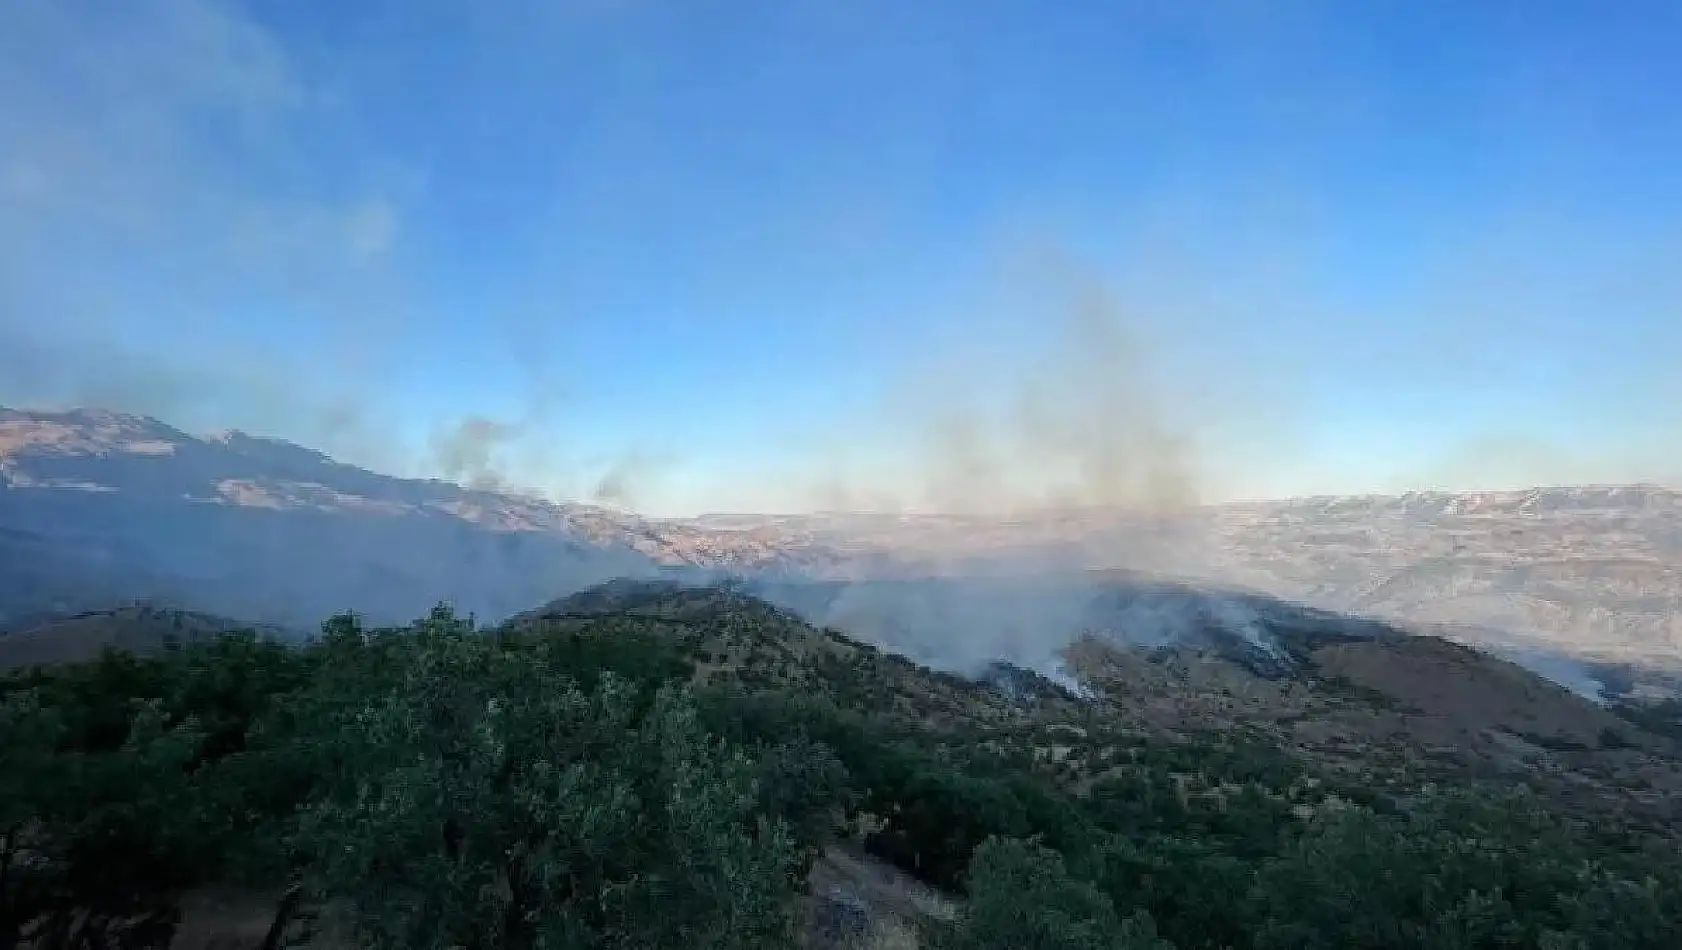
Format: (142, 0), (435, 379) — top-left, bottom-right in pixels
(1, 1), (1678, 515)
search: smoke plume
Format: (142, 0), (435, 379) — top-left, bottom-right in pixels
(429, 416), (523, 492)
(798, 250), (1245, 521)
(753, 250), (1292, 688)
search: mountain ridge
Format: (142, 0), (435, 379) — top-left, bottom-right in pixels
(0, 405), (860, 627)
(4, 405), (1681, 692)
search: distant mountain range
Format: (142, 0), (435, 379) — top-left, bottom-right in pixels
(721, 488), (1682, 671)
(0, 407), (825, 627)
(3, 406), (1680, 688)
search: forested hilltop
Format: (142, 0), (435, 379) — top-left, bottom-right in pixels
(4, 582), (1680, 949)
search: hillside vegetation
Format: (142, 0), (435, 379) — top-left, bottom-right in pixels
(0, 606), (294, 671)
(3, 583), (1680, 949)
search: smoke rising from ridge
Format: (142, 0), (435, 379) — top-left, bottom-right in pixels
(795, 253), (1241, 520)
(429, 416), (523, 492)
(741, 252), (1296, 688)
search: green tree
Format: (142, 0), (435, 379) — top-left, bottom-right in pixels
(937, 837), (1170, 950)
(0, 689), (64, 948)
(288, 610), (808, 949)
(0, 692), (207, 949)
(1250, 791), (1682, 950)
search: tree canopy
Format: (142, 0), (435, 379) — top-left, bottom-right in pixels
(2, 598), (1679, 948)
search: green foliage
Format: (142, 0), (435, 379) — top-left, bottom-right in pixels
(292, 614), (806, 948)
(935, 837), (1169, 950)
(0, 689), (65, 945)
(1611, 697), (1682, 744)
(2, 591), (1680, 949)
(1250, 791), (1682, 950)
(0, 688), (210, 947)
(696, 686), (1098, 891)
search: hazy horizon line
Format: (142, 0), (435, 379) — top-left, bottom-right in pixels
(5, 400), (1676, 522)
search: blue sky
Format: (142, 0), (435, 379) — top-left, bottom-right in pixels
(1, 0), (1678, 515)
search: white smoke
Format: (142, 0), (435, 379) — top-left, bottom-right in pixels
(778, 568), (1286, 694)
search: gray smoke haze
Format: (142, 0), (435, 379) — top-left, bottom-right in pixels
(905, 292), (1202, 516)
(759, 250), (1290, 688)
(816, 578), (1105, 688)
(801, 260), (1221, 518)
(429, 416), (523, 492)
(758, 570), (1291, 698)
(796, 227), (1456, 527)
(588, 449), (680, 509)
(809, 569), (1284, 696)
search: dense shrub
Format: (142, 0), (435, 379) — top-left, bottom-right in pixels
(935, 837), (1169, 950)
(2, 599), (1680, 949)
